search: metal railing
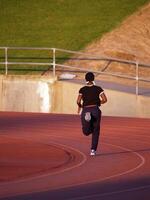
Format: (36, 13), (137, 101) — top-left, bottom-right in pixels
(0, 47), (150, 95)
(0, 47), (56, 76)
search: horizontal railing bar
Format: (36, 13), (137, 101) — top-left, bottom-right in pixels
(0, 47), (53, 51)
(0, 56), (52, 59)
(54, 48), (150, 68)
(0, 62), (52, 66)
(0, 61), (149, 82)
(138, 78), (150, 82)
(0, 57), (150, 68)
(0, 47), (150, 68)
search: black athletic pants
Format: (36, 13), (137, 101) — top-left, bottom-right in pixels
(81, 106), (101, 151)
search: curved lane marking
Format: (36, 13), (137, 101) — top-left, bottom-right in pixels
(11, 133), (145, 189)
(0, 136), (87, 185)
(49, 141), (145, 190)
(0, 132), (146, 198)
(40, 133), (146, 191)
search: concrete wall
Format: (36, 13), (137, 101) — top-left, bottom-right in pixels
(0, 75), (149, 118)
(52, 81), (150, 118)
(103, 89), (150, 118)
(0, 75), (57, 113)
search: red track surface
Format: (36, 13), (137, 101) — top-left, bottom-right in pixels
(0, 112), (150, 200)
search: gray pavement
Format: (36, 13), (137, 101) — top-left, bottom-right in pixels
(60, 79), (150, 96)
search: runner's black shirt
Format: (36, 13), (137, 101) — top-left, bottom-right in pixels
(79, 85), (104, 107)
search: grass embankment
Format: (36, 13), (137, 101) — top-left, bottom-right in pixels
(0, 0), (149, 74)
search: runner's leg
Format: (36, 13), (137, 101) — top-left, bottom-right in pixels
(91, 108), (101, 151)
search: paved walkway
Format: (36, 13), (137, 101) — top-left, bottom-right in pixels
(0, 112), (150, 200)
(62, 79), (150, 96)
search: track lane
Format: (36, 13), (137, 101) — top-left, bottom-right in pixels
(0, 112), (150, 200)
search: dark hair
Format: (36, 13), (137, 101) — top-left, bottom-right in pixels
(85, 72), (95, 81)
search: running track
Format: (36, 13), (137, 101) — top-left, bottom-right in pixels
(0, 112), (150, 200)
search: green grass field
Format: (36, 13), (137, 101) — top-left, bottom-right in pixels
(0, 0), (149, 74)
(0, 0), (149, 49)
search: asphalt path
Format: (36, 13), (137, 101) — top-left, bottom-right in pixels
(0, 112), (150, 200)
(62, 79), (150, 96)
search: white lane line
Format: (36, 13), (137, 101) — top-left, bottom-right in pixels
(17, 133), (146, 190)
(3, 133), (145, 184)
(0, 131), (146, 198)
(52, 142), (145, 191)
(0, 136), (87, 186)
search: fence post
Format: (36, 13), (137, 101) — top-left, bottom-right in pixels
(5, 47), (8, 75)
(136, 61), (139, 96)
(52, 48), (56, 77)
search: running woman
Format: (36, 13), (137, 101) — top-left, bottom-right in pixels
(77, 72), (107, 156)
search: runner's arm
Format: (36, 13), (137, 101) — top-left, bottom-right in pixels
(76, 94), (82, 114)
(100, 92), (107, 104)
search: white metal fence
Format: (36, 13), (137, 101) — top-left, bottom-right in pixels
(0, 47), (150, 95)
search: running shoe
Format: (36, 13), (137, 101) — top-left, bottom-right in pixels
(90, 149), (96, 156)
